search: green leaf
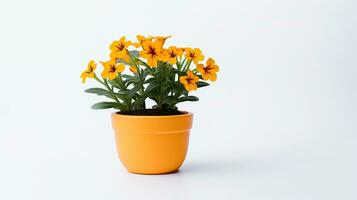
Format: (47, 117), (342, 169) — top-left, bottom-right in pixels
(85, 87), (129, 101)
(197, 81), (210, 88)
(145, 81), (160, 93)
(132, 95), (147, 110)
(123, 77), (139, 85)
(183, 90), (189, 97)
(178, 96), (199, 102)
(144, 77), (155, 84)
(117, 90), (129, 95)
(122, 74), (134, 79)
(146, 88), (161, 97)
(125, 79), (138, 87)
(142, 69), (153, 77)
(85, 88), (117, 100)
(91, 102), (127, 110)
(172, 69), (187, 76)
(129, 50), (139, 58)
(116, 59), (129, 65)
(85, 88), (110, 95)
(108, 80), (124, 89)
(128, 85), (141, 97)
(162, 96), (178, 107)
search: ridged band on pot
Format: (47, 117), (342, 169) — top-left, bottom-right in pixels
(111, 112), (193, 174)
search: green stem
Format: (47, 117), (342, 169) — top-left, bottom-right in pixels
(94, 75), (120, 102)
(137, 59), (151, 69)
(179, 58), (186, 70)
(104, 79), (120, 102)
(127, 51), (145, 95)
(176, 57), (180, 70)
(183, 60), (192, 72)
(93, 74), (105, 86)
(115, 75), (132, 110)
(115, 75), (125, 88)
(127, 50), (141, 77)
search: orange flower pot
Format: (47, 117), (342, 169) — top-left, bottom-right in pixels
(111, 112), (193, 174)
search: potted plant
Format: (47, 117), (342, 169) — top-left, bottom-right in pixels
(81, 35), (219, 174)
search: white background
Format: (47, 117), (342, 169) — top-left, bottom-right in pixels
(0, 0), (356, 199)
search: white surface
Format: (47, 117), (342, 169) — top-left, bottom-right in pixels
(0, 0), (356, 199)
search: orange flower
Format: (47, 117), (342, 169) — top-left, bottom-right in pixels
(80, 60), (97, 83)
(196, 58), (219, 81)
(100, 59), (125, 80)
(110, 36), (131, 61)
(139, 40), (164, 67)
(163, 46), (183, 65)
(132, 35), (151, 48)
(184, 48), (204, 64)
(154, 35), (171, 47)
(179, 70), (199, 91)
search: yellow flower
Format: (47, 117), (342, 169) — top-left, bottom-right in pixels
(196, 57), (219, 81)
(139, 40), (164, 67)
(80, 60), (97, 83)
(184, 48), (204, 65)
(179, 70), (199, 91)
(132, 35), (151, 48)
(100, 59), (125, 80)
(163, 46), (183, 65)
(129, 65), (138, 73)
(110, 36), (131, 60)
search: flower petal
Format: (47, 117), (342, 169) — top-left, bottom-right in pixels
(179, 76), (188, 84)
(209, 73), (217, 81)
(206, 57), (215, 66)
(196, 64), (205, 74)
(147, 57), (157, 67)
(116, 63), (125, 73)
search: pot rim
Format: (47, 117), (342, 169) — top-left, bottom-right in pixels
(112, 111), (193, 119)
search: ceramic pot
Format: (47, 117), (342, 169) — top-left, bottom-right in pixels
(111, 112), (193, 174)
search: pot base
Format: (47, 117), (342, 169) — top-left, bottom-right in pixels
(127, 169), (179, 175)
(114, 130), (190, 175)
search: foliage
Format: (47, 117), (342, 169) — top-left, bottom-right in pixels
(81, 35), (219, 111)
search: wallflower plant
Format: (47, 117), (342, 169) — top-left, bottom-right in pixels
(81, 35), (219, 113)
